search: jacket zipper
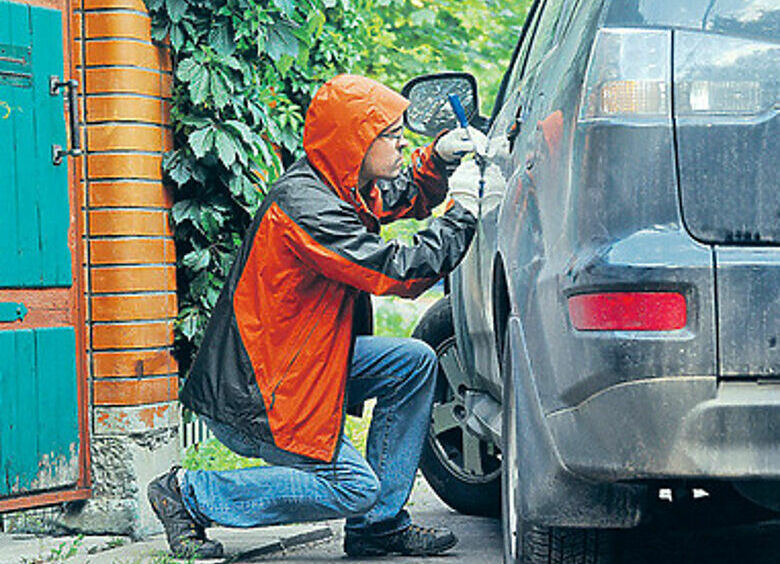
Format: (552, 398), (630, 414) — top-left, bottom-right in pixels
(268, 288), (330, 410)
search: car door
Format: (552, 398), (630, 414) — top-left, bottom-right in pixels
(455, 0), (579, 393)
(451, 0), (544, 396)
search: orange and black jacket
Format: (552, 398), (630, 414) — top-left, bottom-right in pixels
(180, 75), (476, 462)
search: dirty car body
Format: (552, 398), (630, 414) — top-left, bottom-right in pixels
(405, 0), (779, 561)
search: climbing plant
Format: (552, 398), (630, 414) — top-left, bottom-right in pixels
(145, 0), (529, 374)
(144, 0), (365, 372)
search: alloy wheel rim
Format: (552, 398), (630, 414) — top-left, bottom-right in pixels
(429, 337), (502, 485)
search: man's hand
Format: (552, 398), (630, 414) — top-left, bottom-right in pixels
(434, 127), (487, 163)
(447, 159), (481, 216)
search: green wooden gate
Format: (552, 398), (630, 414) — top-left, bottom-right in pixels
(0, 0), (86, 507)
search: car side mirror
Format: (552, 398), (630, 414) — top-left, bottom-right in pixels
(401, 72), (485, 137)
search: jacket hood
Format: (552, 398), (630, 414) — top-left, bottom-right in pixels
(303, 74), (410, 203)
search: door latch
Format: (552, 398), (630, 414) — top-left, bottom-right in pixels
(50, 76), (82, 165)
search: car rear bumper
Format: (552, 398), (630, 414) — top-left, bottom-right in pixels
(546, 377), (780, 482)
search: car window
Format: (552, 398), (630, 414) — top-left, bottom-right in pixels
(503, 1), (545, 99)
(524, 0), (568, 73)
(555, 0), (584, 42)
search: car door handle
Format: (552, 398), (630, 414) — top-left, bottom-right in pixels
(506, 104), (526, 150)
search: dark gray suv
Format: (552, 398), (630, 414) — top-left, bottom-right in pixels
(404, 1), (779, 562)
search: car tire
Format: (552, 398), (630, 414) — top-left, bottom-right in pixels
(412, 296), (501, 517)
(501, 327), (615, 564)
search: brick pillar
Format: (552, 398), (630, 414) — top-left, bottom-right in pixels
(66, 0), (179, 538)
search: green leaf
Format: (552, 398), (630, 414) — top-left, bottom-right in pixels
(199, 208), (222, 238)
(190, 270), (210, 299)
(222, 55), (241, 70)
(306, 9), (326, 36)
(265, 21), (300, 61)
(182, 248), (211, 271)
(205, 284), (221, 308)
(274, 53), (294, 74)
(208, 21), (236, 56)
(151, 21), (170, 41)
(224, 120), (254, 145)
(165, 0), (187, 24)
(228, 174), (244, 197)
(179, 312), (198, 339)
(168, 154), (194, 186)
(215, 129), (238, 168)
(189, 66), (210, 105)
(171, 199), (199, 223)
(210, 71), (230, 109)
(257, 137), (280, 169)
(188, 126), (215, 159)
(178, 114), (210, 128)
(234, 140), (248, 165)
(171, 23), (185, 50)
(175, 57), (199, 81)
(271, 0), (296, 18)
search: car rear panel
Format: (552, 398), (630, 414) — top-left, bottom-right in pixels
(536, 2), (779, 481)
(716, 248), (780, 378)
(673, 31), (779, 245)
(672, 22), (780, 380)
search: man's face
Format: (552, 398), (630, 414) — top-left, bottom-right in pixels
(358, 117), (409, 187)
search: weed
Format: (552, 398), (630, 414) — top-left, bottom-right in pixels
(47, 534), (84, 561)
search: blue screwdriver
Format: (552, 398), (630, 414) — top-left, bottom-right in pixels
(447, 93), (486, 198)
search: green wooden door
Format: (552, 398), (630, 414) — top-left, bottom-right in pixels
(0, 0), (82, 499)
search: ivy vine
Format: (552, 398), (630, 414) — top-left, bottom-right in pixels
(144, 0), (363, 373)
(143, 0), (528, 375)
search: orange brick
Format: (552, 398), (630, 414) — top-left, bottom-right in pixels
(92, 321), (174, 349)
(72, 41), (83, 67)
(94, 349), (178, 378)
(86, 67), (170, 97)
(90, 238), (176, 265)
(71, 12), (82, 39)
(89, 209), (171, 236)
(84, 0), (149, 11)
(88, 124), (165, 152)
(91, 265), (176, 293)
(91, 293), (177, 322)
(87, 154), (163, 180)
(86, 95), (165, 124)
(85, 12), (151, 41)
(162, 128), (173, 151)
(89, 181), (172, 207)
(93, 376), (178, 406)
(85, 40), (168, 70)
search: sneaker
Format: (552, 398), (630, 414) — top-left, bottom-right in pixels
(147, 466), (224, 559)
(344, 523), (458, 557)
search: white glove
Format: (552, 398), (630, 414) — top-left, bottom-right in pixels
(447, 159), (481, 217)
(434, 127), (487, 163)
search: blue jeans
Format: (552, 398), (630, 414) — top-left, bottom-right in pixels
(179, 336), (437, 536)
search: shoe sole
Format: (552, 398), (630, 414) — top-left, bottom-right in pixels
(345, 534), (458, 557)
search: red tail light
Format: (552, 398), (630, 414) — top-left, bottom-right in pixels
(568, 292), (686, 331)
